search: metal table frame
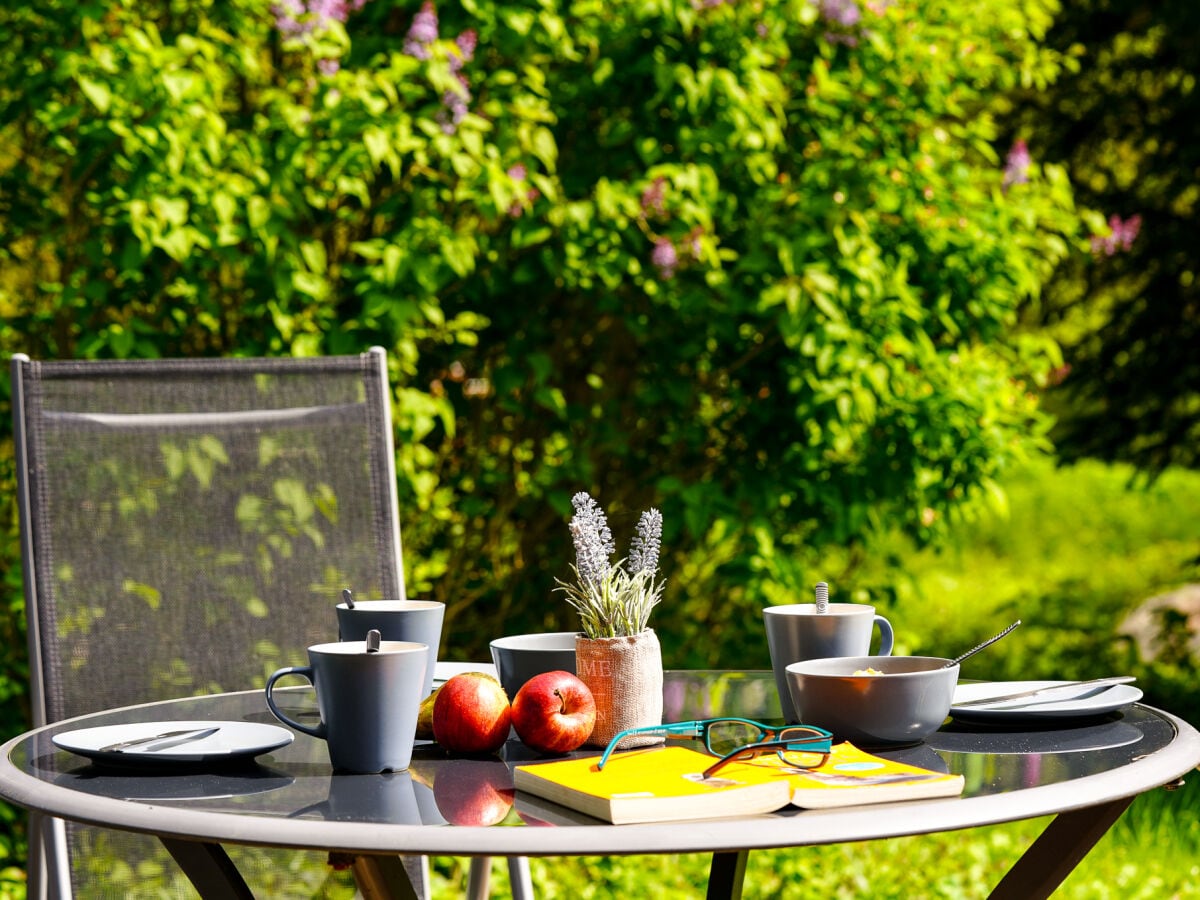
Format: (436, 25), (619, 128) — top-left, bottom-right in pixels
(1, 675), (1197, 900)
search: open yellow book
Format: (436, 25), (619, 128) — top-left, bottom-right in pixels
(512, 743), (964, 825)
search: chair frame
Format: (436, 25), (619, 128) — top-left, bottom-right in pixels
(10, 349), (410, 899)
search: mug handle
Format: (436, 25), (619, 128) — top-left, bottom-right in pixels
(874, 616), (895, 656)
(265, 666), (326, 739)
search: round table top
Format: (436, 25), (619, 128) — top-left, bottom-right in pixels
(2, 670), (1198, 857)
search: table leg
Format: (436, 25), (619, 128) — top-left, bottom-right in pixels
(467, 856), (491, 900)
(708, 850), (748, 900)
(989, 796), (1135, 900)
(352, 855), (425, 900)
(159, 838), (254, 899)
(509, 856), (535, 900)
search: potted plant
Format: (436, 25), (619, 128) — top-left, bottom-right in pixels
(556, 492), (666, 747)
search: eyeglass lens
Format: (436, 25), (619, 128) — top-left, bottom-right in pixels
(705, 720), (771, 756)
(706, 721), (827, 755)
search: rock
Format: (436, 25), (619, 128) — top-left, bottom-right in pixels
(1118, 584), (1200, 663)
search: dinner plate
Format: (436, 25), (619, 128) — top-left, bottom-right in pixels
(53, 721), (293, 768)
(950, 681), (1143, 723)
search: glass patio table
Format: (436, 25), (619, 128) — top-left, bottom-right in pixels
(1, 668), (1197, 900)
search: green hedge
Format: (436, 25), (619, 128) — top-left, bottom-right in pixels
(1, 0), (1082, 651)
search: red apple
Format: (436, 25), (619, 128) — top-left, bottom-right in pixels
(432, 672), (512, 755)
(432, 758), (515, 826)
(510, 670), (596, 754)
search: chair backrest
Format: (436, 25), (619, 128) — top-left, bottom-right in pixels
(11, 349), (407, 897)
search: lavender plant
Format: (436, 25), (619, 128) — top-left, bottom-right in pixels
(557, 492), (666, 639)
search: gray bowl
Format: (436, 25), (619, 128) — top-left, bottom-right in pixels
(785, 655), (959, 747)
(489, 632), (579, 701)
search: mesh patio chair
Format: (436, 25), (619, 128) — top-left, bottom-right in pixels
(11, 350), (530, 899)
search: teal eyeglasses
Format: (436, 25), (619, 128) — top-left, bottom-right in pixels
(596, 717), (833, 778)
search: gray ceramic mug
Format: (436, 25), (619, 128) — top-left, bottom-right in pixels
(763, 603), (895, 723)
(265, 639), (427, 773)
(336, 600), (445, 698)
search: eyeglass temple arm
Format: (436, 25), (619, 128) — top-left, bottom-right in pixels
(595, 722), (707, 769)
(784, 738), (833, 752)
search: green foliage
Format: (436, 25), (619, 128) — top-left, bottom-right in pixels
(1010, 0), (1200, 474)
(0, 0), (1083, 658)
(391, 0), (1083, 654)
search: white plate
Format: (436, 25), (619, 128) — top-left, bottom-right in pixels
(950, 681), (1143, 723)
(53, 721), (293, 767)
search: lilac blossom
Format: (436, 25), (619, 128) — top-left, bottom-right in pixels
(816, 0), (861, 27)
(404, 1), (439, 59)
(1003, 139), (1031, 189)
(815, 0), (862, 45)
(438, 87), (470, 134)
(506, 171), (540, 217)
(651, 239), (678, 279)
(273, 0), (307, 37)
(273, 0), (366, 37)
(825, 32), (859, 47)
(1090, 214), (1142, 256)
(403, 5), (477, 133)
(456, 29), (478, 61)
(641, 177), (667, 218)
(506, 164), (528, 216)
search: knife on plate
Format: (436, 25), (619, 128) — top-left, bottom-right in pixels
(953, 676), (1137, 708)
(100, 727), (220, 753)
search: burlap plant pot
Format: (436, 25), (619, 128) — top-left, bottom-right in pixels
(576, 629), (664, 748)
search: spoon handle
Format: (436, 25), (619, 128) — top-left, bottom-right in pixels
(946, 619), (1021, 668)
(815, 582), (829, 615)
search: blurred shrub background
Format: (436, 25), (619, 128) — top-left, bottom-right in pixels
(1, 0), (1197, 895)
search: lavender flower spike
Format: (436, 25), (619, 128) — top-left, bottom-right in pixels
(569, 492), (615, 587)
(557, 493), (666, 638)
(628, 508), (663, 576)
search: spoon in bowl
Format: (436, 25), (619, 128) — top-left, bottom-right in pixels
(944, 620), (1021, 669)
